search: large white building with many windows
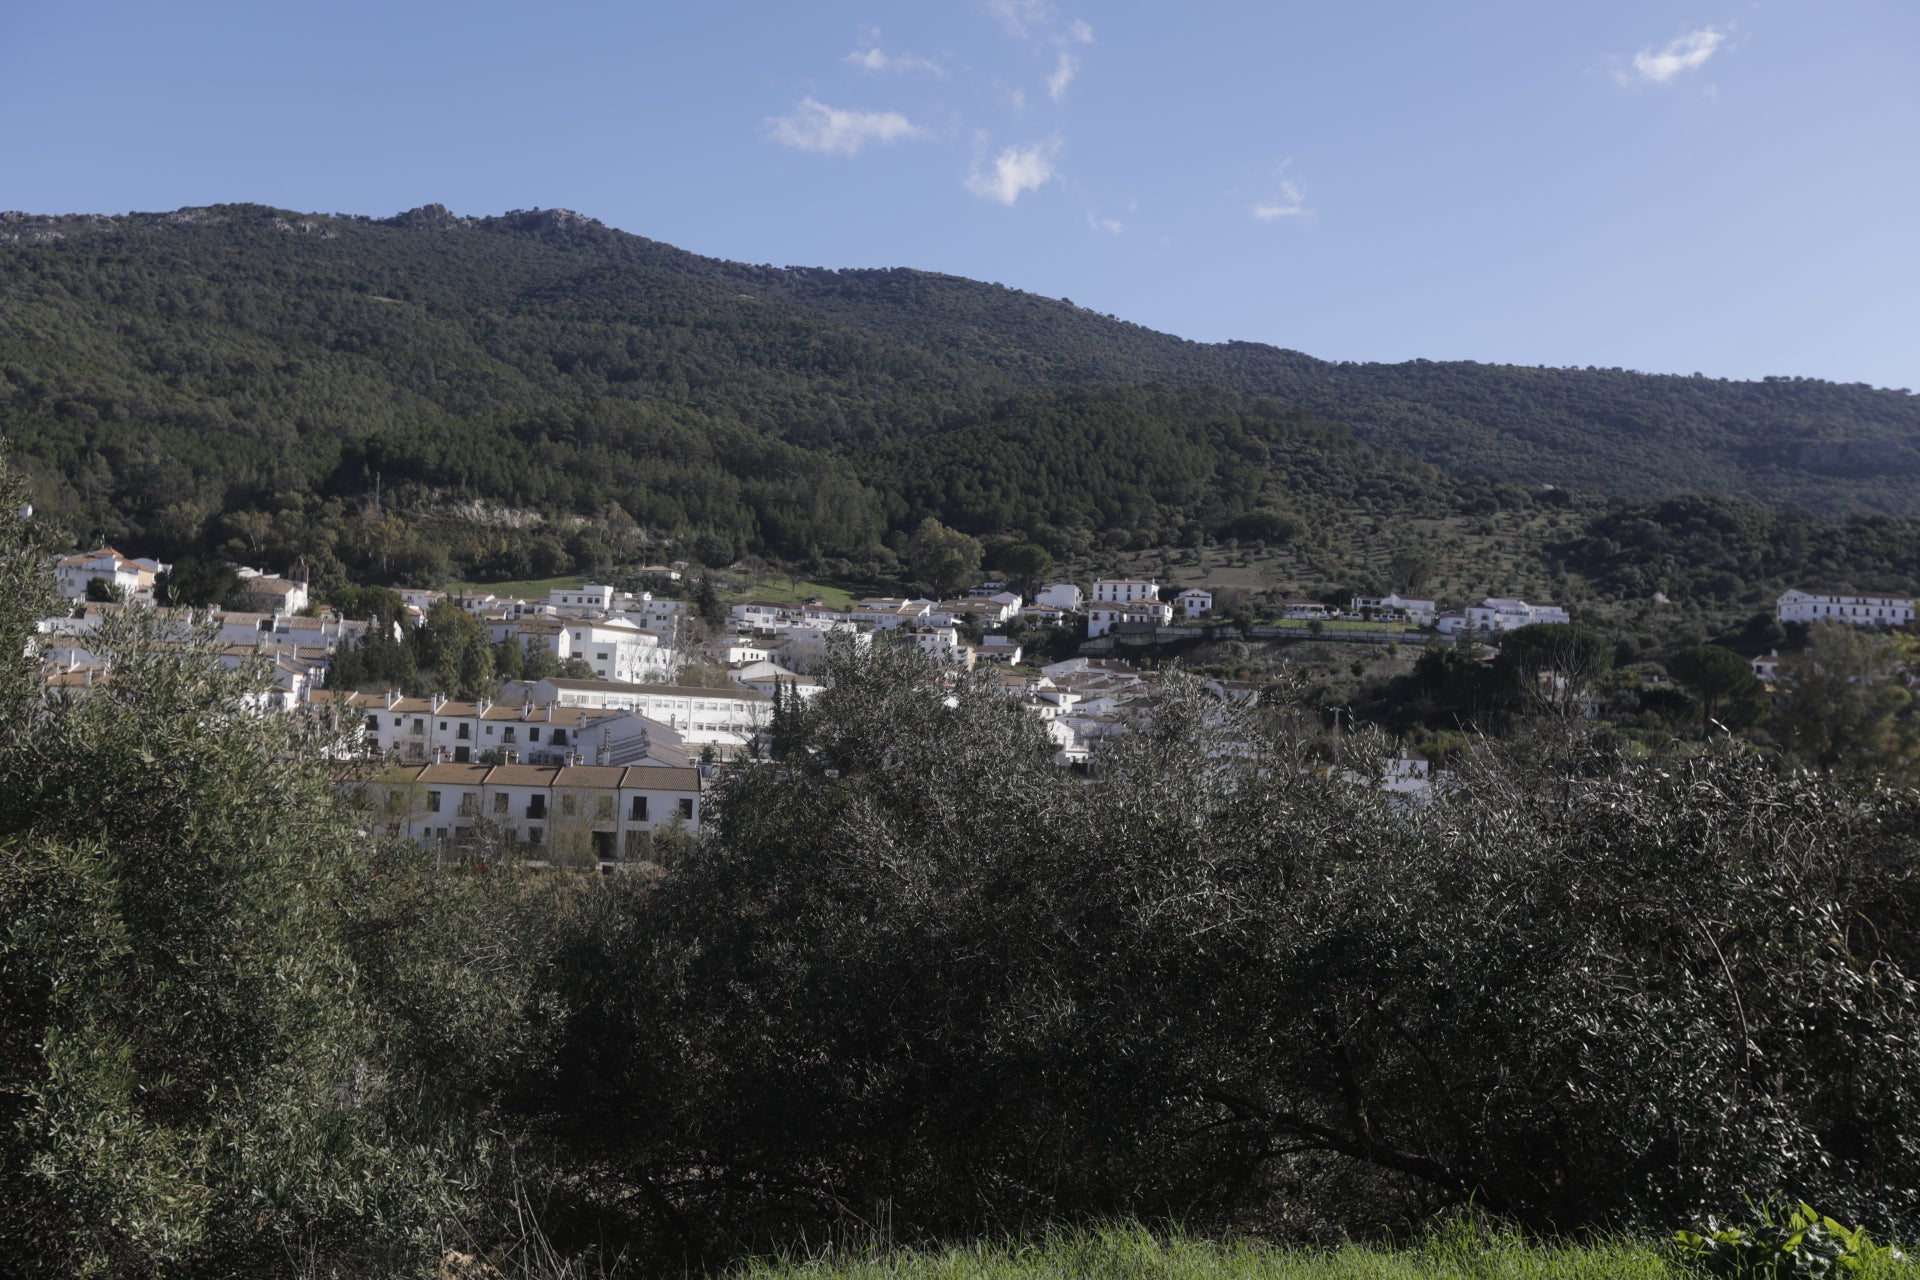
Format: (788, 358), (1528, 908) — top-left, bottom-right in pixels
(1776, 589), (1915, 628)
(367, 761), (702, 863)
(1092, 579), (1160, 605)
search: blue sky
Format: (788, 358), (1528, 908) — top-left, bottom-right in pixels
(3, 1), (1915, 389)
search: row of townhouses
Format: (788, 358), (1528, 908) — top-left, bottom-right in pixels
(363, 761), (703, 860)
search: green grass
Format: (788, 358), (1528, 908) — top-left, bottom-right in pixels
(445, 574), (591, 601)
(718, 577), (866, 610)
(725, 1225), (1727, 1280)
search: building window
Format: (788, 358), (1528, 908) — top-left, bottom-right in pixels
(453, 747), (470, 763)
(486, 725), (494, 736)
(457, 724), (469, 739)
(529, 728), (541, 742)
(503, 728), (516, 743)
(493, 792), (509, 814)
(458, 793), (476, 816)
(439, 722), (448, 731)
(427, 790), (441, 813)
(678, 798), (695, 821)
(630, 796), (648, 821)
(596, 795), (613, 820)
(561, 793), (577, 817)
(552, 729), (568, 745)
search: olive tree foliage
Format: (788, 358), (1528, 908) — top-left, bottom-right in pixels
(520, 634), (1920, 1252)
(0, 465), (551, 1275)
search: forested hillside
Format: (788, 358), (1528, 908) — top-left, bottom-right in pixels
(2, 202), (1916, 576)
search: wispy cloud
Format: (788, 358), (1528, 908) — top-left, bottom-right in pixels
(1087, 212), (1124, 235)
(766, 98), (923, 155)
(1047, 51), (1080, 102)
(1067, 18), (1093, 44)
(1617, 27), (1725, 86)
(967, 140), (1060, 205)
(844, 31), (948, 78)
(988, 0), (1053, 39)
(1252, 163), (1308, 221)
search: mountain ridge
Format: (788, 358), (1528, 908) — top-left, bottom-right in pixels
(2, 202), (1917, 573)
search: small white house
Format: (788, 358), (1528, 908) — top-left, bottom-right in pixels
(1175, 588), (1213, 619)
(550, 584), (616, 613)
(1035, 583), (1083, 612)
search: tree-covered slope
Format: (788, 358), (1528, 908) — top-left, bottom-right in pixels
(2, 201), (1916, 564)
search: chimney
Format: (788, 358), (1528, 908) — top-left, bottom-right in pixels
(503, 750), (519, 765)
(477, 697), (491, 716)
(386, 688), (399, 709)
(431, 693), (445, 713)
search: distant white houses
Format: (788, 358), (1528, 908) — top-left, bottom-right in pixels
(1776, 588), (1915, 628)
(54, 547), (170, 604)
(1436, 598), (1570, 636)
(1351, 594), (1437, 625)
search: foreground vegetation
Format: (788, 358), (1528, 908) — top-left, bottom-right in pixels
(732, 1224), (1910, 1280)
(6, 447), (1920, 1276)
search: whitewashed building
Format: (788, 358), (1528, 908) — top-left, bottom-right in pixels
(1175, 588), (1214, 619)
(1035, 583), (1083, 612)
(1092, 579), (1159, 605)
(1776, 589), (1915, 628)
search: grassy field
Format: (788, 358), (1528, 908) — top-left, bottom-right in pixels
(719, 576), (866, 610)
(445, 573), (590, 601)
(724, 1225), (1793, 1280)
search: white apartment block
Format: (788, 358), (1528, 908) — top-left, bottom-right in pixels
(368, 761), (703, 861)
(528, 677), (772, 758)
(1776, 589), (1915, 628)
(1092, 579), (1159, 605)
(559, 617), (676, 684)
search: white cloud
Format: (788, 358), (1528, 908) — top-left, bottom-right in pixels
(988, 0), (1052, 38)
(967, 141), (1059, 205)
(1252, 164), (1308, 221)
(1087, 212), (1124, 235)
(844, 36), (947, 78)
(1047, 51), (1079, 102)
(1067, 18), (1094, 43)
(1620, 27), (1725, 85)
(766, 98), (923, 155)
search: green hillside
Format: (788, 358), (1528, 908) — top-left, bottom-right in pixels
(1, 201), (1916, 579)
